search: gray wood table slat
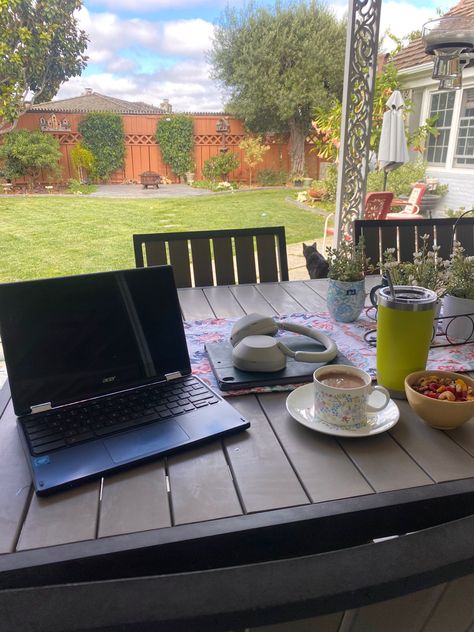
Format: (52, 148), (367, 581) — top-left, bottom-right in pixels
(98, 461), (171, 538)
(178, 288), (214, 320)
(17, 481), (100, 550)
(337, 432), (434, 493)
(279, 281), (329, 313)
(167, 442), (243, 525)
(258, 393), (374, 502)
(202, 286), (246, 318)
(223, 395), (310, 513)
(229, 285), (277, 315)
(446, 422), (474, 456)
(0, 402), (32, 553)
(255, 283), (307, 315)
(389, 401), (474, 482)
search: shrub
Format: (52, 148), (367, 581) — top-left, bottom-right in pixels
(70, 143), (95, 182)
(202, 152), (239, 181)
(67, 179), (96, 195)
(0, 129), (62, 186)
(367, 159), (427, 196)
(257, 169), (288, 186)
(78, 113), (125, 181)
(324, 164), (338, 201)
(156, 115), (195, 178)
(239, 136), (270, 186)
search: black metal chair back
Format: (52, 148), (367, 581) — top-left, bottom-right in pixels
(133, 227), (289, 287)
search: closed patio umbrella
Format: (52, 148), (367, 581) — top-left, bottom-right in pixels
(378, 90), (410, 190)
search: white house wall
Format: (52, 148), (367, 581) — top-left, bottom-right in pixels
(400, 64), (474, 213)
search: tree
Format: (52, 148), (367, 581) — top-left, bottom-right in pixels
(156, 115), (195, 179)
(70, 143), (95, 182)
(0, 129), (62, 186)
(78, 113), (125, 181)
(0, 0), (88, 135)
(239, 136), (270, 186)
(209, 1), (346, 177)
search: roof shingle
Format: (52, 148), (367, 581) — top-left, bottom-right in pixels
(29, 91), (165, 114)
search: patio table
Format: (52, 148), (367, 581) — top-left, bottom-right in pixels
(0, 278), (473, 632)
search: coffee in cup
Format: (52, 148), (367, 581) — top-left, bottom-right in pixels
(314, 365), (390, 428)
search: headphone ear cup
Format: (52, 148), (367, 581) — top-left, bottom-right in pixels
(232, 335), (287, 372)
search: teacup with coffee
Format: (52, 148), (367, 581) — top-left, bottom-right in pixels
(313, 365), (390, 428)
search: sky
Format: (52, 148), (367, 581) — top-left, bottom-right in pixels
(55, 0), (453, 112)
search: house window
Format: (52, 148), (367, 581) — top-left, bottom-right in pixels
(426, 91), (455, 165)
(455, 88), (474, 166)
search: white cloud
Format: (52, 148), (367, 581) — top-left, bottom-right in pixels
(162, 19), (214, 55)
(379, 2), (435, 49)
(56, 62), (225, 112)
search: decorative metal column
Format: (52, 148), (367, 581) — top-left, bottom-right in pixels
(334, 0), (383, 244)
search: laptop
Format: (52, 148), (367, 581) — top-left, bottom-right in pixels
(0, 266), (250, 495)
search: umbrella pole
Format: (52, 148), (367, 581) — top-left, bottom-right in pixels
(383, 170), (388, 191)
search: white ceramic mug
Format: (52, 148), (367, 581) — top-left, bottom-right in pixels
(314, 365), (390, 428)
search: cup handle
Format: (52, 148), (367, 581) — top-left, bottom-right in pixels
(367, 385), (390, 412)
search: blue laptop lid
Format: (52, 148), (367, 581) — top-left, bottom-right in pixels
(0, 266), (191, 416)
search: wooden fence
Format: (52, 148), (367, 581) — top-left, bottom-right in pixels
(16, 112), (328, 185)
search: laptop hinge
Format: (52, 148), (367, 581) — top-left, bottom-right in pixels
(165, 371), (182, 381)
(31, 402), (52, 414)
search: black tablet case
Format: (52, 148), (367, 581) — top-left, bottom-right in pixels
(205, 335), (353, 391)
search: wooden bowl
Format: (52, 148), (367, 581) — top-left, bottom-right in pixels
(405, 370), (474, 430)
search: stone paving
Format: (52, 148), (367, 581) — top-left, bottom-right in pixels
(89, 183), (216, 198)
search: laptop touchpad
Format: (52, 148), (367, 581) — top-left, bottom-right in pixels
(104, 422), (190, 463)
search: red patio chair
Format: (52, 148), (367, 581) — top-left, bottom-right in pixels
(386, 182), (427, 219)
(322, 191), (393, 251)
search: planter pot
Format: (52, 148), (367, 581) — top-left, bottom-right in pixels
(327, 278), (366, 323)
(442, 294), (474, 342)
(186, 172), (195, 185)
(293, 179), (304, 188)
(302, 177), (312, 188)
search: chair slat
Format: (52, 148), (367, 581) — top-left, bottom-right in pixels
(398, 224), (418, 262)
(256, 234), (279, 282)
(213, 237), (236, 285)
(133, 227), (288, 287)
(234, 236), (257, 284)
(145, 242), (167, 267)
(359, 226), (381, 270)
(435, 223), (455, 260)
(169, 241), (192, 288)
(190, 239), (214, 287)
(455, 218), (474, 254)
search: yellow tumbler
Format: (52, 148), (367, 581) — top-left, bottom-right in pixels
(376, 286), (438, 398)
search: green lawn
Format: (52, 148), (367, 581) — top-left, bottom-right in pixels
(0, 189), (330, 282)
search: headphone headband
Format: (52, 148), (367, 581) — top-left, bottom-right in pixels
(230, 313), (338, 371)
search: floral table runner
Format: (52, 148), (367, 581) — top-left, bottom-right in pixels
(185, 310), (474, 397)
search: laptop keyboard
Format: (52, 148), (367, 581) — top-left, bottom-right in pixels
(22, 376), (220, 455)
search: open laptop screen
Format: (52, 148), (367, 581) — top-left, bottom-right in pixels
(0, 266), (191, 416)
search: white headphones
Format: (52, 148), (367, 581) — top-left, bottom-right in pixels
(230, 313), (338, 372)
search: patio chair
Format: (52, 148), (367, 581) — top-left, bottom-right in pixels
(322, 192), (394, 251)
(386, 182), (427, 219)
(133, 226), (289, 287)
(354, 216), (474, 272)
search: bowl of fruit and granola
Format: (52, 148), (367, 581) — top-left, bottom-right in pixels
(404, 370), (474, 429)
